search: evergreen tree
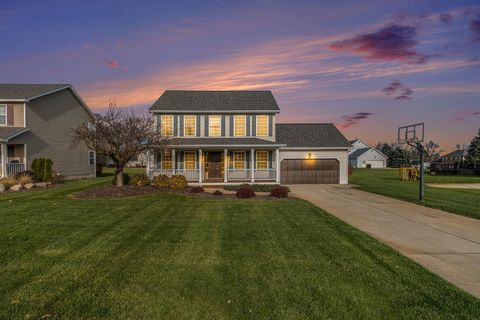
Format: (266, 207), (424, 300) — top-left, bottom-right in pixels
(380, 143), (394, 167)
(466, 128), (480, 170)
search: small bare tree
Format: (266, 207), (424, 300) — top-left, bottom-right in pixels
(73, 103), (165, 186)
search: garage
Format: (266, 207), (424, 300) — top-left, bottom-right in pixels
(281, 159), (339, 184)
(365, 160), (384, 168)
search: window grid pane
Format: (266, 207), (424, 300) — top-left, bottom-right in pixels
(256, 115), (268, 136)
(0, 105), (6, 125)
(256, 151), (268, 169)
(233, 151), (245, 170)
(234, 115), (246, 136)
(162, 151), (172, 169)
(184, 115), (196, 136)
(184, 151), (196, 170)
(209, 115), (221, 136)
(161, 115), (173, 136)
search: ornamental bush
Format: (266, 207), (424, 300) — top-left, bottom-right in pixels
(0, 177), (17, 189)
(168, 175), (188, 190)
(31, 158), (54, 182)
(130, 174), (150, 186)
(213, 190), (223, 196)
(190, 186), (204, 193)
(152, 174), (169, 188)
(112, 173), (130, 186)
(270, 186), (289, 198)
(14, 170), (36, 181)
(236, 187), (255, 199)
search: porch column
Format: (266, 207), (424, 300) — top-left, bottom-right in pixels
(172, 149), (176, 173)
(198, 149), (203, 183)
(146, 150), (150, 177)
(250, 149), (255, 183)
(224, 149), (228, 183)
(0, 143), (6, 178)
(276, 149), (280, 183)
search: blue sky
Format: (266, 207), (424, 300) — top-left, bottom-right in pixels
(1, 0), (479, 150)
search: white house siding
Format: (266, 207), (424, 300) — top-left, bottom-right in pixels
(357, 149), (387, 168)
(279, 149), (349, 184)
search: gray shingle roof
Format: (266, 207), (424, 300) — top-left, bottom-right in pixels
(276, 123), (351, 148)
(348, 148), (370, 159)
(165, 137), (283, 147)
(0, 84), (70, 99)
(0, 127), (30, 141)
(149, 90), (280, 112)
(442, 150), (465, 159)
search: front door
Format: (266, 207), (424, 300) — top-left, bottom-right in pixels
(206, 152), (223, 179)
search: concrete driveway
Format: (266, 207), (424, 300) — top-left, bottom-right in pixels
(289, 184), (480, 299)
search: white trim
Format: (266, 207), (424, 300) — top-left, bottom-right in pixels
(160, 114), (174, 136)
(183, 115), (197, 137)
(250, 148), (254, 182)
(208, 115), (222, 137)
(233, 115), (246, 137)
(255, 115), (269, 137)
(24, 144), (27, 165)
(0, 104), (6, 126)
(23, 102), (26, 127)
(168, 144), (285, 148)
(280, 147), (350, 150)
(275, 149), (280, 183)
(88, 150), (95, 166)
(150, 110), (279, 114)
(224, 149), (228, 183)
(199, 149), (203, 183)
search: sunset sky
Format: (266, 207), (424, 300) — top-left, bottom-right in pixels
(1, 0), (479, 151)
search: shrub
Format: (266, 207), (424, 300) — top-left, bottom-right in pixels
(17, 174), (33, 186)
(213, 190), (223, 196)
(130, 174), (150, 186)
(112, 173), (130, 186)
(270, 186), (289, 198)
(31, 158), (54, 182)
(190, 186), (204, 193)
(14, 170), (36, 181)
(236, 187), (255, 199)
(0, 177), (17, 189)
(168, 175), (188, 190)
(152, 174), (170, 188)
(224, 184), (289, 192)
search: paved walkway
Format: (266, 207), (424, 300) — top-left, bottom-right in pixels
(427, 183), (480, 189)
(288, 184), (480, 298)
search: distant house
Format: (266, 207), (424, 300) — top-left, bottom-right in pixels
(430, 150), (466, 174)
(0, 84), (96, 179)
(348, 139), (387, 168)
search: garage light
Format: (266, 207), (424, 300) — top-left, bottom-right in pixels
(307, 153), (313, 159)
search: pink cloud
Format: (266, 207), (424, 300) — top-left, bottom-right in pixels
(337, 112), (373, 129)
(382, 80), (414, 101)
(106, 60), (119, 69)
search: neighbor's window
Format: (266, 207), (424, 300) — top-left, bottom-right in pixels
(234, 115), (246, 136)
(209, 115), (221, 136)
(162, 150), (173, 169)
(88, 151), (95, 165)
(256, 151), (268, 169)
(256, 115), (269, 136)
(161, 115), (174, 136)
(0, 104), (6, 125)
(184, 151), (196, 170)
(184, 115), (196, 136)
(233, 151), (246, 170)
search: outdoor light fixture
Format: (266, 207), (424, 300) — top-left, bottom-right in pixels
(307, 153), (313, 159)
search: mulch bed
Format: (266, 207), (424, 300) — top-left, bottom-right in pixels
(73, 185), (290, 200)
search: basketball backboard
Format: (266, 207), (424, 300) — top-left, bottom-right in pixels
(398, 123), (424, 145)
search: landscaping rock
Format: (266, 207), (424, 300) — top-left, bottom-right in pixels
(46, 182), (53, 186)
(10, 184), (23, 191)
(24, 183), (35, 190)
(36, 182), (47, 187)
(0, 184), (5, 192)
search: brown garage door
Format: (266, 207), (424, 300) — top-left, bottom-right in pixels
(281, 159), (339, 184)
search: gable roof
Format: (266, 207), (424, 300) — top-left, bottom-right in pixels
(0, 84), (95, 119)
(276, 123), (351, 148)
(165, 137), (284, 147)
(0, 127), (30, 142)
(442, 150), (465, 159)
(348, 148), (370, 159)
(149, 90), (280, 113)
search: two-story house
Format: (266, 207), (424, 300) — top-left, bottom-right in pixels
(147, 90), (351, 184)
(0, 84), (96, 179)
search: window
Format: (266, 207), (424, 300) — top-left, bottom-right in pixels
(0, 104), (6, 126)
(162, 150), (173, 169)
(233, 151), (245, 170)
(234, 115), (246, 136)
(184, 151), (196, 170)
(256, 115), (269, 136)
(256, 151), (268, 169)
(209, 115), (221, 136)
(184, 115), (196, 136)
(88, 151), (95, 165)
(161, 115), (174, 136)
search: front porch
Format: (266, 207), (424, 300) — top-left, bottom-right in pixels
(0, 143), (27, 178)
(147, 148), (280, 184)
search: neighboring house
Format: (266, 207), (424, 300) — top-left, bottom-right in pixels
(0, 84), (96, 179)
(348, 138), (387, 168)
(430, 150), (466, 174)
(146, 90), (351, 184)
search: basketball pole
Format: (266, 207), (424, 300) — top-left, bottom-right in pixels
(417, 142), (425, 202)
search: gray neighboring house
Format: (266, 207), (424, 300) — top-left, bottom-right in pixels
(147, 90), (351, 184)
(348, 139), (387, 168)
(0, 84), (96, 179)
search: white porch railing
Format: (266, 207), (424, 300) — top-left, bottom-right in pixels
(254, 169), (276, 180)
(226, 169), (251, 181)
(6, 163), (26, 177)
(148, 168), (199, 181)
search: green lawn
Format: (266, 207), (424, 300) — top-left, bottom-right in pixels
(350, 169), (480, 220)
(1, 175), (479, 319)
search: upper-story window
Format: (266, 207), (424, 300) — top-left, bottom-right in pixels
(184, 115), (196, 137)
(209, 115), (221, 136)
(161, 115), (174, 136)
(0, 104), (6, 126)
(256, 115), (269, 136)
(234, 115), (246, 136)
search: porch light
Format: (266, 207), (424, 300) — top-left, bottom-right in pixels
(307, 153), (313, 159)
